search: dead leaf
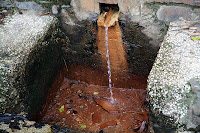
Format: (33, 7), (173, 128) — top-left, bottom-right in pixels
(59, 105), (64, 112)
(191, 37), (200, 40)
(79, 124), (86, 128)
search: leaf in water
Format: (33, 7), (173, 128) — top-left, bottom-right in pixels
(93, 92), (99, 95)
(79, 124), (86, 128)
(77, 90), (82, 93)
(138, 121), (146, 132)
(191, 37), (200, 40)
(59, 105), (64, 112)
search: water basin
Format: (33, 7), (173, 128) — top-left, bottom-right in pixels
(35, 10), (157, 132)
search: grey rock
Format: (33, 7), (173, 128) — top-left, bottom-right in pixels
(52, 5), (58, 15)
(187, 79), (200, 129)
(157, 6), (192, 22)
(15, 1), (45, 11)
(194, 23), (200, 29)
(0, 2), (7, 7)
(147, 20), (200, 131)
(0, 10), (56, 114)
(70, 0), (150, 21)
(61, 8), (76, 26)
(140, 22), (167, 48)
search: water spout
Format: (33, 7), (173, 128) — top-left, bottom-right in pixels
(105, 27), (114, 103)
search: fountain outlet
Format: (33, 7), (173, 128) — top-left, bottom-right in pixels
(97, 3), (119, 27)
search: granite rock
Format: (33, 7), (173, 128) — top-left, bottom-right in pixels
(0, 10), (57, 114)
(147, 19), (200, 131)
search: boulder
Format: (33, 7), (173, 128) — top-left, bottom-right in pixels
(157, 6), (192, 22)
(70, 0), (150, 21)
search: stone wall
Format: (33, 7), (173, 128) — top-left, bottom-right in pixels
(71, 0), (200, 21)
(71, 0), (150, 20)
(147, 20), (200, 132)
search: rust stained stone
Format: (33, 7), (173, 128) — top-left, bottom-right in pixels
(94, 98), (119, 114)
(40, 76), (149, 132)
(39, 15), (149, 132)
(92, 112), (102, 124)
(100, 120), (117, 129)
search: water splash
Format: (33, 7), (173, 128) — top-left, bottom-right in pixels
(105, 27), (114, 103)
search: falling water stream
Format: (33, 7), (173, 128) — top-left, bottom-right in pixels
(105, 26), (114, 103)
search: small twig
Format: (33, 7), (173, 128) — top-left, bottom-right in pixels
(62, 57), (68, 72)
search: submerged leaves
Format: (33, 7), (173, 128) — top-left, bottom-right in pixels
(79, 124), (86, 128)
(59, 105), (65, 112)
(93, 92), (99, 95)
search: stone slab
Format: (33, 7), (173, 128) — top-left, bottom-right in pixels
(147, 20), (200, 131)
(0, 10), (55, 113)
(71, 0), (149, 21)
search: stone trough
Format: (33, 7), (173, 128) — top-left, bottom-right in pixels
(0, 0), (200, 132)
(148, 20), (200, 132)
(0, 8), (63, 131)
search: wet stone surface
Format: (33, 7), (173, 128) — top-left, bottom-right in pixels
(40, 78), (149, 132)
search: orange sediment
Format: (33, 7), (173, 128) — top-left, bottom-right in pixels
(41, 78), (149, 132)
(39, 12), (149, 132)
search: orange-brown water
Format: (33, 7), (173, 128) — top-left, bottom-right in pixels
(97, 22), (129, 87)
(40, 77), (148, 132)
(65, 22), (147, 89)
(38, 17), (149, 132)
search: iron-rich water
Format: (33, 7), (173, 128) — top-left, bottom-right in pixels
(36, 19), (153, 133)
